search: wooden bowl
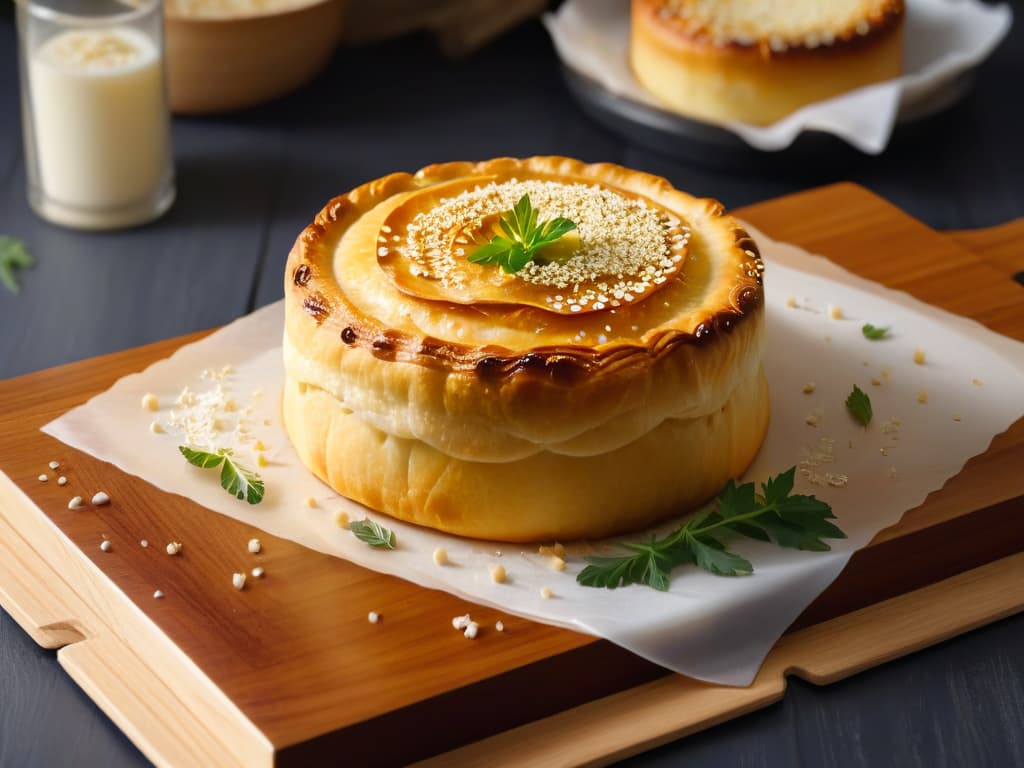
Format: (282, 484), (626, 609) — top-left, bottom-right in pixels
(165, 0), (345, 114)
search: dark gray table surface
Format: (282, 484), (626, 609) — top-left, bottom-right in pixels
(1, 8), (1023, 767)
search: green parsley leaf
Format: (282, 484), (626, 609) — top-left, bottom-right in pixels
(845, 385), (873, 426)
(178, 446), (265, 504)
(0, 236), (34, 294)
(861, 323), (890, 340)
(349, 518), (396, 549)
(467, 195), (577, 274)
(576, 467), (844, 591)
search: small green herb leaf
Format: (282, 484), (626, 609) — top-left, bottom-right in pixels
(467, 195), (577, 274)
(178, 446), (264, 504)
(577, 468), (843, 591)
(349, 518), (396, 549)
(0, 237), (34, 294)
(845, 385), (873, 426)
(861, 323), (890, 340)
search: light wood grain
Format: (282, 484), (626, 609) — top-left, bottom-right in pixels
(0, 183), (1022, 766)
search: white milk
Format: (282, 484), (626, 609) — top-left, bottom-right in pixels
(28, 26), (170, 227)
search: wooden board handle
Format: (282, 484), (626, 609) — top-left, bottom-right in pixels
(948, 219), (1024, 280)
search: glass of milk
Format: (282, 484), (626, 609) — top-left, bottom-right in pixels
(15, 0), (175, 230)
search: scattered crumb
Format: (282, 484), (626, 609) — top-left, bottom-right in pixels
(368, 611), (380, 624)
(251, 566), (265, 578)
(881, 369), (891, 381)
(91, 492), (110, 506)
(870, 378), (881, 386)
(785, 296), (797, 308)
(153, 590), (164, 599)
(100, 540), (111, 552)
(549, 556), (567, 571)
(917, 389), (929, 404)
(68, 496), (84, 510)
(247, 538), (262, 554)
(254, 440), (266, 452)
(257, 454), (268, 467)
(495, 621), (504, 633)
(802, 382), (816, 395)
(166, 541), (182, 556)
(433, 547), (448, 566)
(540, 586), (554, 599)
(828, 304), (843, 320)
(38, 474), (48, 482)
(335, 511), (350, 528)
(824, 335), (832, 343)
(805, 409), (822, 427)
(464, 622), (479, 639)
(972, 378), (983, 387)
(490, 564), (507, 584)
(887, 466), (898, 479)
(952, 414), (962, 422)
(232, 572), (246, 590)
(149, 421), (164, 434)
(48, 461), (60, 470)
(825, 473), (848, 488)
(141, 393), (159, 412)
(880, 447), (888, 456)
(913, 348), (926, 365)
(304, 496), (317, 509)
(452, 614), (471, 630)
(140, 539), (149, 547)
(538, 542), (566, 558)
(57, 476), (67, 486)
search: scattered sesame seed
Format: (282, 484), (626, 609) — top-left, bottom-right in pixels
(452, 614), (471, 630)
(495, 621), (504, 632)
(368, 611), (380, 624)
(856, 19), (870, 35)
(802, 382), (816, 395)
(68, 496), (84, 510)
(49, 461), (60, 470)
(880, 447), (888, 456)
(433, 547), (448, 566)
(232, 573), (246, 590)
(913, 348), (926, 365)
(166, 541), (182, 556)
(57, 476), (67, 486)
(140, 539), (148, 547)
(141, 393), (159, 412)
(464, 622), (479, 639)
(153, 590), (164, 599)
(100, 540), (111, 552)
(540, 587), (553, 599)
(490, 564), (507, 584)
(247, 538), (261, 554)
(91, 492), (110, 506)
(917, 389), (929, 404)
(38, 474), (48, 482)
(251, 566), (265, 578)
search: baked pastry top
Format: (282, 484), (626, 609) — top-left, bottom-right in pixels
(283, 157), (768, 542)
(631, 0), (905, 126)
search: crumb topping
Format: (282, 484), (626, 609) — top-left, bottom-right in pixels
(390, 179), (688, 313)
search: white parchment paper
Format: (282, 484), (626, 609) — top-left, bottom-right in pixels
(544, 0), (1012, 153)
(43, 229), (1024, 686)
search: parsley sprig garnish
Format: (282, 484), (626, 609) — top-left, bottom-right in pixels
(349, 518), (396, 549)
(845, 385), (873, 426)
(0, 236), (34, 294)
(468, 195), (577, 274)
(577, 468), (844, 591)
(179, 446), (265, 504)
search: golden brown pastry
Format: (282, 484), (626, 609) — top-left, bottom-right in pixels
(631, 0), (905, 126)
(282, 157), (767, 542)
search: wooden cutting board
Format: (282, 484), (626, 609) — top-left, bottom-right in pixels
(0, 183), (1022, 768)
